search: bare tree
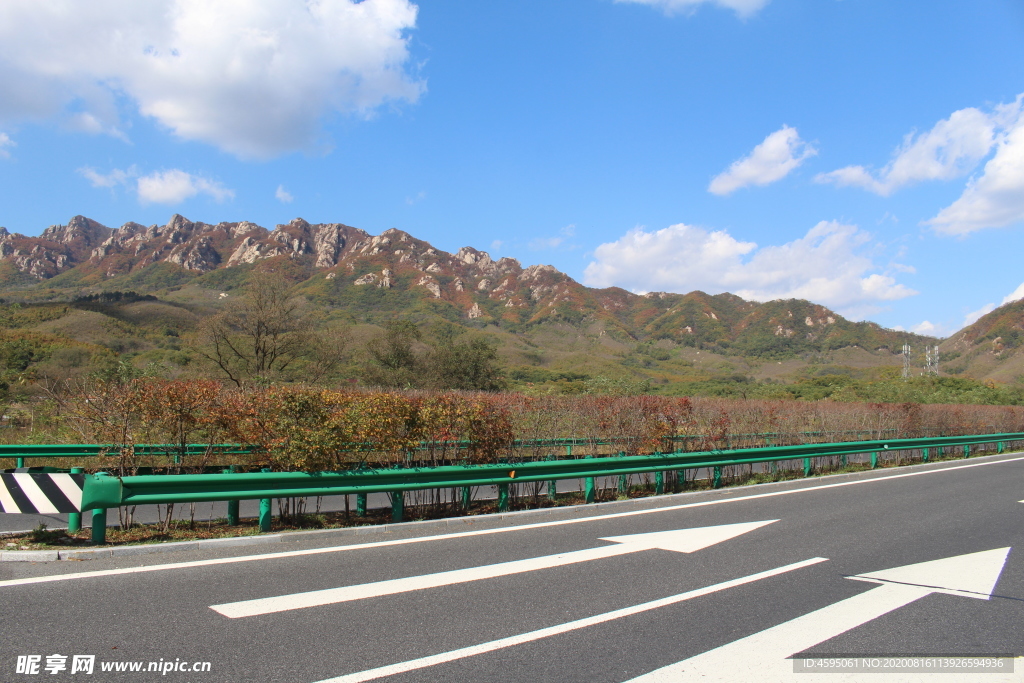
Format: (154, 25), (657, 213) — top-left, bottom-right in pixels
(360, 320), (505, 391)
(194, 272), (347, 386)
(361, 320), (423, 389)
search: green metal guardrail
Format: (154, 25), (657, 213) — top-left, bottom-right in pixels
(77, 432), (1023, 542)
(0, 430), (914, 468)
(0, 443), (260, 468)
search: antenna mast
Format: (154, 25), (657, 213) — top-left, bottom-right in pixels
(924, 345), (939, 375)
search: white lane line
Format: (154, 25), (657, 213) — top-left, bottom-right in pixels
(2, 454), (1021, 588)
(311, 557), (829, 683)
(631, 583), (938, 683)
(211, 521), (777, 618)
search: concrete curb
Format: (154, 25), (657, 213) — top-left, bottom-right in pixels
(3, 449), (1021, 562)
(0, 549), (60, 562)
(1, 534), (282, 561)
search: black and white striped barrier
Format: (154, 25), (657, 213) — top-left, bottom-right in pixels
(0, 472), (84, 513)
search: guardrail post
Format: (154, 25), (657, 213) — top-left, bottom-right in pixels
(998, 441), (1004, 454)
(922, 447), (929, 463)
(655, 470), (664, 495)
(584, 453), (595, 503)
(89, 472), (110, 543)
(712, 466), (722, 489)
(870, 452), (878, 469)
(259, 498), (272, 532)
(461, 486), (471, 510)
(963, 444), (970, 459)
(390, 491), (404, 522)
(68, 467), (83, 533)
(617, 452), (628, 496)
(389, 461), (406, 522)
(259, 467), (272, 532)
(223, 465), (239, 526)
(802, 458), (811, 477)
(356, 493), (367, 516)
(15, 456), (24, 468)
(546, 455), (557, 501)
(91, 507), (107, 544)
(497, 483), (510, 512)
(839, 454), (847, 469)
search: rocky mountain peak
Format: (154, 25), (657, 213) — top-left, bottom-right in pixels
(41, 215), (112, 248)
(166, 214), (192, 232)
(456, 246), (491, 265)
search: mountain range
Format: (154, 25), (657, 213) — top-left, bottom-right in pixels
(0, 214), (1015, 386)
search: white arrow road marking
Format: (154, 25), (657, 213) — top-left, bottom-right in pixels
(847, 546), (1011, 598)
(210, 520), (777, 618)
(312, 557), (828, 683)
(623, 547), (1012, 682)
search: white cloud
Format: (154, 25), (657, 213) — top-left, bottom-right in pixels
(961, 280), (1024, 328)
(816, 107), (997, 196)
(909, 320), (948, 337)
(925, 101), (1024, 235)
(66, 112), (130, 142)
(137, 169), (234, 204)
(275, 185), (294, 203)
(0, 132), (13, 159)
(963, 303), (997, 328)
(889, 262), (916, 274)
(0, 1), (423, 158)
(529, 224), (577, 251)
(1001, 281), (1024, 306)
(816, 93), (1024, 236)
(404, 190), (426, 205)
(583, 220), (916, 319)
(78, 165), (138, 188)
(708, 126), (816, 195)
(79, 163), (232, 204)
(893, 320), (950, 337)
(529, 237), (566, 250)
(615, 0), (770, 18)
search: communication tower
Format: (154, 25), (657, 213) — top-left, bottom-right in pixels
(924, 345), (939, 375)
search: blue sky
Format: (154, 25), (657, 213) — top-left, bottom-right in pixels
(1, 0), (1023, 336)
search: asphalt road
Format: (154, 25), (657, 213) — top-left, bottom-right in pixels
(2, 452), (1023, 682)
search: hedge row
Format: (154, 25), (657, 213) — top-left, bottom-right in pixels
(42, 378), (1024, 474)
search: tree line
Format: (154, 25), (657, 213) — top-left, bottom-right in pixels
(193, 272), (504, 391)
